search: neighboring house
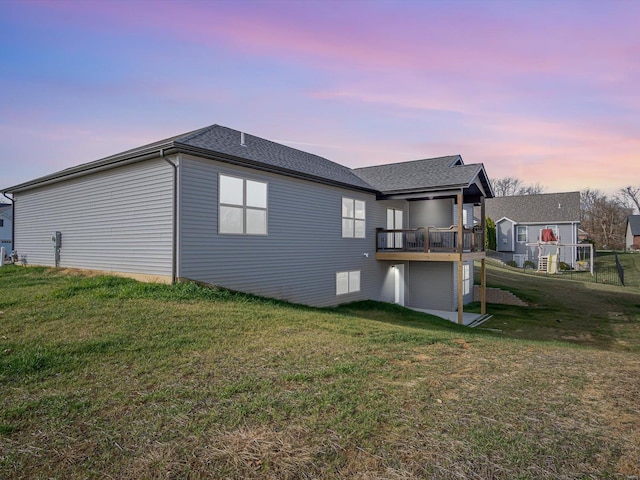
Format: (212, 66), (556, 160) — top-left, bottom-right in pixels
(1, 124), (493, 324)
(0, 203), (12, 255)
(485, 192), (581, 268)
(626, 215), (640, 251)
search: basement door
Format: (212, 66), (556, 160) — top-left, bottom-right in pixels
(393, 264), (405, 306)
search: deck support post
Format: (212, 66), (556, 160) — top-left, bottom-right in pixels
(456, 191), (464, 325)
(481, 257), (486, 315)
(457, 258), (464, 325)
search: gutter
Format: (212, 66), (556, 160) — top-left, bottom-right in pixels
(1, 192), (14, 252)
(3, 145), (176, 194)
(160, 149), (178, 283)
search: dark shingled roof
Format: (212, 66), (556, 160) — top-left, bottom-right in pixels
(486, 192), (580, 224)
(176, 125), (373, 190)
(353, 156), (486, 194)
(628, 215), (640, 235)
(3, 125), (491, 198)
(3, 125), (374, 193)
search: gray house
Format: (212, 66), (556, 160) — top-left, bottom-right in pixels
(2, 124), (493, 324)
(626, 215), (640, 251)
(486, 192), (581, 268)
(0, 203), (12, 255)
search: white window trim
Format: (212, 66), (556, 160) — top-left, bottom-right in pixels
(462, 263), (471, 295)
(336, 270), (361, 295)
(513, 254), (526, 268)
(545, 225), (559, 235)
(219, 174), (268, 236)
(342, 197), (366, 238)
(516, 225), (528, 243)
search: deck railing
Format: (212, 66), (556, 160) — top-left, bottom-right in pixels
(376, 225), (485, 253)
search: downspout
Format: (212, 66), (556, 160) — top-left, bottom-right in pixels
(1, 192), (14, 253)
(160, 149), (177, 283)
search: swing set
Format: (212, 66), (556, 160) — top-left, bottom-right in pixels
(526, 228), (594, 275)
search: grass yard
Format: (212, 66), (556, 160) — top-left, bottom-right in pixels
(473, 254), (640, 351)
(1, 266), (639, 479)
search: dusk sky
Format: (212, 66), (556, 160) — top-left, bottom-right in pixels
(1, 0), (638, 194)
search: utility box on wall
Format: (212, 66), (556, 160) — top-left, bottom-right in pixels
(51, 231), (61, 248)
(52, 231), (61, 267)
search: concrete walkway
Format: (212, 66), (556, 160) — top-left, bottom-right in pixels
(409, 308), (492, 327)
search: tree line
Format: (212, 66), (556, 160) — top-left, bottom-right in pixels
(489, 177), (639, 250)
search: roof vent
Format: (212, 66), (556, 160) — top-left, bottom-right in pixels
(240, 131), (246, 147)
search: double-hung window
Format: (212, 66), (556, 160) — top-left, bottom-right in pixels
(219, 174), (267, 235)
(342, 197), (366, 238)
(516, 225), (527, 243)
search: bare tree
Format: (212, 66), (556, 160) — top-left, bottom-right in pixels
(580, 188), (631, 249)
(619, 186), (640, 214)
(518, 182), (546, 196)
(490, 177), (546, 197)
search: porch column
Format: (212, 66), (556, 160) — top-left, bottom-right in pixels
(457, 192), (463, 253)
(481, 257), (486, 315)
(457, 191), (464, 325)
(480, 196), (486, 250)
(457, 259), (464, 325)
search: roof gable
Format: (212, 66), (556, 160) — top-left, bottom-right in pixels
(352, 156), (491, 196)
(486, 192), (580, 224)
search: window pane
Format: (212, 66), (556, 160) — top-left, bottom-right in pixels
(517, 226), (527, 242)
(342, 218), (354, 237)
(219, 206), (243, 233)
(220, 175), (243, 205)
(354, 219), (366, 238)
(349, 271), (360, 292)
(342, 197), (354, 218)
(394, 210), (403, 228)
(246, 180), (267, 208)
(336, 272), (349, 295)
(354, 200), (365, 220)
(246, 208), (267, 235)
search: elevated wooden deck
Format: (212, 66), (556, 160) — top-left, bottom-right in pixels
(375, 226), (485, 261)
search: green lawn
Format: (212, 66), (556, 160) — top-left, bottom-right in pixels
(1, 266), (639, 479)
(472, 253), (640, 351)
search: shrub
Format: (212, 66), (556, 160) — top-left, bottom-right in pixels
(559, 262), (571, 271)
(524, 260), (536, 270)
(485, 217), (497, 251)
(506, 260), (518, 268)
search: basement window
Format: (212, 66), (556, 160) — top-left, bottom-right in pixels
(336, 270), (361, 295)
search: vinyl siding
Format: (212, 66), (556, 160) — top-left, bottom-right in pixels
(14, 159), (173, 275)
(0, 209), (11, 253)
(179, 155), (404, 307)
(408, 198), (454, 228)
(497, 219), (514, 252)
(407, 262), (454, 311)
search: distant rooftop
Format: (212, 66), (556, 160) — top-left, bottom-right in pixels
(486, 192), (581, 223)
